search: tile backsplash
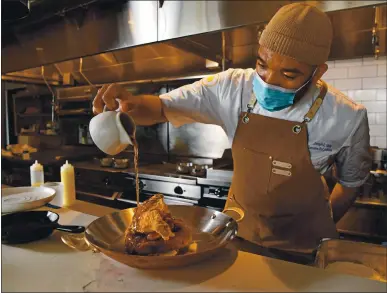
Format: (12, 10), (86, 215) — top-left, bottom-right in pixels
(324, 56), (387, 148)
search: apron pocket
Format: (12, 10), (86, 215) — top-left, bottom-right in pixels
(234, 147), (273, 196)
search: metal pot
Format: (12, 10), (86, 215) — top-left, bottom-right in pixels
(190, 164), (212, 177)
(100, 157), (113, 167)
(176, 162), (193, 174)
(61, 205), (240, 269)
(113, 158), (129, 169)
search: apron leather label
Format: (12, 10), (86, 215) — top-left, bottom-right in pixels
(272, 168), (292, 177)
(272, 160), (292, 169)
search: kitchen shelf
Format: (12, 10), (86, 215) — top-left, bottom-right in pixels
(57, 96), (92, 102)
(57, 110), (92, 116)
(19, 133), (58, 137)
(338, 229), (387, 242)
(17, 113), (52, 117)
(355, 199), (387, 208)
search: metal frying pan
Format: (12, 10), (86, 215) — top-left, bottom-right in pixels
(2, 211), (85, 244)
(62, 205), (242, 269)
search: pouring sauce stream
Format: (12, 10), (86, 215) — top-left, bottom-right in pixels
(132, 138), (140, 206)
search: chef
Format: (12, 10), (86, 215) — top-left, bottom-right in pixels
(93, 3), (372, 254)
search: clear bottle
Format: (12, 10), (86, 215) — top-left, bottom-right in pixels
(61, 160), (76, 207)
(30, 160), (44, 187)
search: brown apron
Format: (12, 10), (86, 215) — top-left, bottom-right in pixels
(224, 80), (339, 254)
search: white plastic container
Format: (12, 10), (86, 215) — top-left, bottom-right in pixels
(30, 160), (44, 187)
(61, 160), (76, 207)
(42, 182), (64, 207)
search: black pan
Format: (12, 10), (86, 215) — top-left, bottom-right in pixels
(2, 211), (85, 244)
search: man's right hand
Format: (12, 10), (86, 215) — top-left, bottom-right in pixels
(92, 83), (138, 115)
(92, 83), (167, 126)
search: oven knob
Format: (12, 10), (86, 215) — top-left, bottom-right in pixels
(174, 186), (184, 195)
(133, 180), (145, 190)
(139, 180), (145, 190)
(214, 188), (221, 196)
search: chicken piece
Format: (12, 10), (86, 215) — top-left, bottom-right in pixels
(130, 194), (175, 240)
(135, 209), (175, 240)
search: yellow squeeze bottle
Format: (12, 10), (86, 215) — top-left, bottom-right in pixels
(61, 160), (76, 207)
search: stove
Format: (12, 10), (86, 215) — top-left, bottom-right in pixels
(73, 158), (233, 211)
(196, 169), (232, 211)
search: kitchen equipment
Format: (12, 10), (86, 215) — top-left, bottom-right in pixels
(2, 211), (85, 244)
(113, 158), (129, 169)
(56, 86), (95, 117)
(2, 186), (56, 214)
(359, 169), (387, 202)
(42, 182), (64, 207)
(100, 157), (113, 167)
(190, 164), (211, 177)
(315, 238), (387, 282)
(197, 169), (232, 211)
(371, 147), (386, 170)
(78, 124), (94, 145)
(176, 162), (193, 174)
(45, 120), (58, 136)
(62, 205), (239, 269)
(73, 160), (232, 210)
(89, 109), (136, 156)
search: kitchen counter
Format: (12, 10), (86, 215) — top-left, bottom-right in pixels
(2, 146), (103, 166)
(2, 202), (386, 292)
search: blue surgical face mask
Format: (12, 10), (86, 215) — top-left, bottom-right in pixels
(252, 71), (315, 112)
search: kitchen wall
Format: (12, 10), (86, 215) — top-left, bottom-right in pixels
(324, 56), (387, 148)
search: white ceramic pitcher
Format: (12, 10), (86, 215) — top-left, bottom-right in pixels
(89, 109), (136, 156)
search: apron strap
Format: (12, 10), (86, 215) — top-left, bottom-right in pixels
(242, 80), (327, 124)
(303, 80), (328, 123)
(247, 95), (257, 113)
(241, 95), (257, 124)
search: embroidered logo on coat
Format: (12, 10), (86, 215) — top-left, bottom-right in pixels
(310, 142), (333, 152)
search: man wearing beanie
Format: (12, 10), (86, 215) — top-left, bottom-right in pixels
(93, 4), (371, 256)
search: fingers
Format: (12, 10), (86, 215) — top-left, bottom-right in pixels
(93, 84), (109, 114)
(102, 84), (125, 111)
(93, 84), (131, 114)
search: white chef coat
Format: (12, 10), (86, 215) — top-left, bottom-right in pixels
(160, 68), (372, 188)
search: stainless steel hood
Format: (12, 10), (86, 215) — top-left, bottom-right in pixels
(2, 1), (386, 87)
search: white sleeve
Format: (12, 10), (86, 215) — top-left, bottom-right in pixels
(159, 69), (237, 128)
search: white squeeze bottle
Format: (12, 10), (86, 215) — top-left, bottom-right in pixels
(61, 160), (76, 207)
(30, 160), (44, 187)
